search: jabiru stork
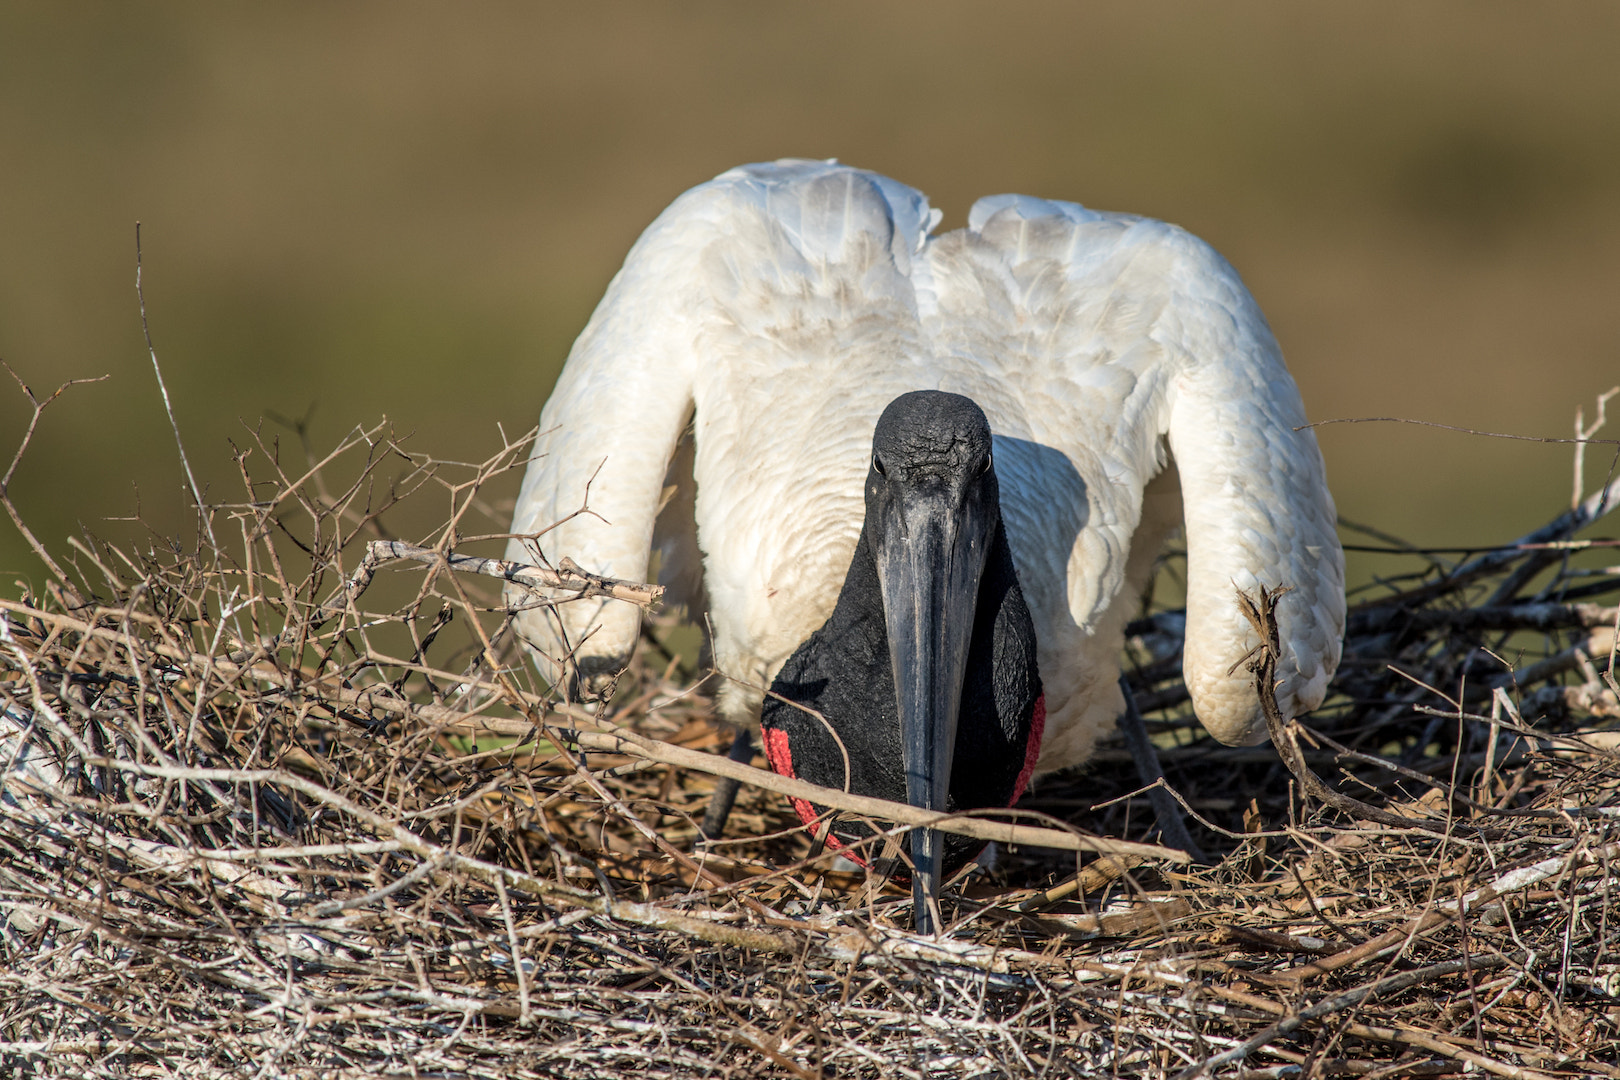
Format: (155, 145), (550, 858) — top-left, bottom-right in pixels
(505, 160), (1345, 933)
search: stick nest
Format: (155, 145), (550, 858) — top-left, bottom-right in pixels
(2, 410), (1619, 1078)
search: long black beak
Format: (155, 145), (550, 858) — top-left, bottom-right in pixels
(874, 484), (992, 935)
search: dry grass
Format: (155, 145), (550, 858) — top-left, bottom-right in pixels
(2, 378), (1619, 1077)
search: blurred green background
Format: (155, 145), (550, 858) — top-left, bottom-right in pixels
(3, 3), (1618, 598)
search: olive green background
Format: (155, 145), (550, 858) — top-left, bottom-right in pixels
(3, 4), (1618, 597)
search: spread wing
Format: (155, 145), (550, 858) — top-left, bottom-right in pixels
(921, 194), (1345, 752)
(506, 160), (939, 694)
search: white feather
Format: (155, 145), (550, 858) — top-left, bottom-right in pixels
(507, 160), (1345, 773)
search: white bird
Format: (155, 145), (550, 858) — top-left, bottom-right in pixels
(506, 159), (1344, 927)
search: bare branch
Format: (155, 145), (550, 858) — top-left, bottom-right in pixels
(364, 539), (663, 607)
(0, 361), (108, 590)
(135, 223), (214, 547)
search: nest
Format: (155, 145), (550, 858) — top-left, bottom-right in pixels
(2, 385), (1619, 1077)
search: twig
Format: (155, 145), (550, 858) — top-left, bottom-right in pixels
(1015, 855), (1143, 912)
(135, 223), (214, 547)
(0, 363), (107, 592)
(220, 537), (661, 666)
(87, 756), (800, 955)
(1239, 585), (1500, 839)
(1350, 600), (1617, 636)
(1175, 953), (1521, 1080)
(1211, 924), (1343, 956)
(1368, 478), (1620, 609)
(552, 725), (1187, 863)
(1277, 840), (1620, 985)
(1573, 387), (1620, 511)
(1116, 675), (1206, 860)
(1304, 414), (1620, 446)
(1201, 982), (1569, 1080)
(363, 539), (663, 606)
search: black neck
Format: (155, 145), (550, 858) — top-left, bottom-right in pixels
(762, 513), (1041, 870)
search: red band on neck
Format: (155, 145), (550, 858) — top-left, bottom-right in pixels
(1010, 694), (1046, 804)
(759, 726), (857, 862)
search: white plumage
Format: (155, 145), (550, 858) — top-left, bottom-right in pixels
(506, 159), (1345, 774)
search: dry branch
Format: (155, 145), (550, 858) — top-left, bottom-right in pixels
(360, 539), (664, 607)
(1240, 584), (1497, 838)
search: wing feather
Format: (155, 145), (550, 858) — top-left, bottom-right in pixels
(507, 160), (939, 701)
(924, 196), (1343, 763)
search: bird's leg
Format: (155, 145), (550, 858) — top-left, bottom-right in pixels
(1116, 676), (1207, 862)
(698, 727), (755, 840)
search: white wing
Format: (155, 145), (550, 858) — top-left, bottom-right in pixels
(506, 160), (939, 700)
(505, 172), (716, 688)
(921, 194), (1344, 762)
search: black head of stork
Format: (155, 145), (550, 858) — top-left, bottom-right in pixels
(760, 390), (1044, 934)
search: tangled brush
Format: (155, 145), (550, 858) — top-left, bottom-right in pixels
(2, 370), (1619, 1078)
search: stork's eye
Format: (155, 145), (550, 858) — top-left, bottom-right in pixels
(873, 454), (886, 476)
(978, 453), (992, 476)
